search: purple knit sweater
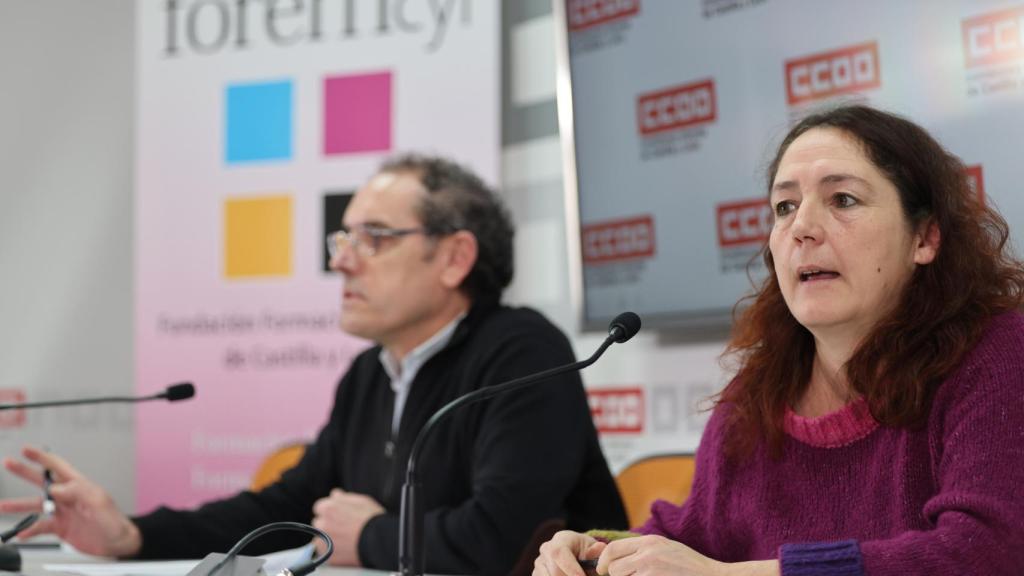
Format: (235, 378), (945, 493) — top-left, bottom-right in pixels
(636, 312), (1024, 575)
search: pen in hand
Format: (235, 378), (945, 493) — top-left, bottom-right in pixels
(42, 469), (56, 516)
(0, 513), (39, 543)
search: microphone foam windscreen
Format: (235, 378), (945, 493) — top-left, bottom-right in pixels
(165, 382), (196, 402)
(609, 312), (642, 343)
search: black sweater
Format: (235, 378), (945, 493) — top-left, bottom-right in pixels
(134, 303), (627, 574)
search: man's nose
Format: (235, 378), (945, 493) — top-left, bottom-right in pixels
(329, 243), (359, 274)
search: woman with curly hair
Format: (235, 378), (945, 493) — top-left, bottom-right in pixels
(535, 105), (1024, 576)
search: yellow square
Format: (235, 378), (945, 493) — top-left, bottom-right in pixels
(224, 195), (292, 278)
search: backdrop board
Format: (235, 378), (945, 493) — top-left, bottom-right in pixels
(556, 0), (1024, 332)
(135, 0), (498, 511)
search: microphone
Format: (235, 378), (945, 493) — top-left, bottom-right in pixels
(0, 382), (195, 411)
(397, 312), (641, 576)
(0, 381), (196, 572)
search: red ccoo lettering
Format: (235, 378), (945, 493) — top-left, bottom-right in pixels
(636, 79), (717, 136)
(567, 0), (640, 31)
(717, 199), (772, 248)
(785, 42), (881, 105)
(962, 6), (1024, 68)
(588, 387), (644, 433)
(582, 215), (656, 264)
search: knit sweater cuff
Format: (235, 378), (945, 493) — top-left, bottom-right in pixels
(584, 529), (639, 543)
(779, 540), (864, 576)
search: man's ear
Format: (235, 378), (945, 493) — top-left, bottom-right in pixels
(439, 230), (478, 289)
(913, 219), (941, 265)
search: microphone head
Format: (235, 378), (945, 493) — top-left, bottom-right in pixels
(608, 312), (642, 343)
(164, 382), (195, 402)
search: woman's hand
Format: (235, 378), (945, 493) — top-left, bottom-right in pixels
(595, 535), (723, 576)
(596, 535), (779, 576)
(534, 530), (607, 576)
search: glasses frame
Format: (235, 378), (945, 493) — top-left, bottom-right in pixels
(326, 224), (432, 259)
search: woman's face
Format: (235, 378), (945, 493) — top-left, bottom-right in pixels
(768, 127), (938, 346)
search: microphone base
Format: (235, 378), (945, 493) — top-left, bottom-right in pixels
(0, 544), (21, 572)
(186, 552), (265, 576)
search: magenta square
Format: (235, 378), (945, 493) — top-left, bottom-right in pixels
(323, 72), (392, 155)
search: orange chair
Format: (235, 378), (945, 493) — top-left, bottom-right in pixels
(250, 442), (307, 492)
(615, 453), (696, 527)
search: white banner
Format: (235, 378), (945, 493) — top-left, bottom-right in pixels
(135, 0), (497, 510)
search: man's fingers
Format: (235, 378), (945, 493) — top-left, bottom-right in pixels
(16, 516), (57, 540)
(0, 496), (44, 514)
(3, 458), (46, 487)
(21, 447), (79, 482)
(311, 496), (332, 516)
(48, 482), (84, 506)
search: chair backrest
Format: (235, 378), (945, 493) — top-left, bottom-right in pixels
(250, 442), (307, 492)
(615, 453), (696, 527)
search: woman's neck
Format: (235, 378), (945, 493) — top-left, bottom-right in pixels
(795, 338), (856, 418)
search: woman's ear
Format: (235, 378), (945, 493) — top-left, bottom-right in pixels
(913, 219), (941, 265)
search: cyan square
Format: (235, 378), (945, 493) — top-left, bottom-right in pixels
(225, 80), (293, 164)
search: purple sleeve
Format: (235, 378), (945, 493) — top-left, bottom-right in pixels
(779, 541), (863, 575)
(858, 327), (1024, 575)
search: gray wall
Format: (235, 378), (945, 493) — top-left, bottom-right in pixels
(0, 1), (135, 509)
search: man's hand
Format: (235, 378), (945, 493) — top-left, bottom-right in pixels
(0, 446), (142, 558)
(311, 488), (385, 566)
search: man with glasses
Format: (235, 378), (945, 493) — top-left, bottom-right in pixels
(1, 155), (627, 575)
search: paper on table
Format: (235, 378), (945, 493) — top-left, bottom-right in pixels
(44, 543), (315, 576)
(42, 559), (199, 576)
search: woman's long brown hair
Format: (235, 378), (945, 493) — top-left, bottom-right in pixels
(719, 105), (1024, 458)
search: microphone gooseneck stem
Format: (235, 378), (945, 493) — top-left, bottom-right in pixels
(0, 393), (167, 411)
(0, 383), (194, 411)
(397, 333), (616, 576)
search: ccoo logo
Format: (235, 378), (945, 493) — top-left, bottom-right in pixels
(567, 0), (640, 31)
(965, 164), (986, 204)
(962, 6), (1024, 68)
(785, 42), (881, 106)
(636, 79), (717, 136)
(582, 215), (656, 264)
(0, 389), (26, 428)
(717, 199), (772, 248)
(588, 387), (644, 434)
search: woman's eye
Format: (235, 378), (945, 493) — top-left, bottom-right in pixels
(774, 200), (795, 217)
(834, 193), (858, 208)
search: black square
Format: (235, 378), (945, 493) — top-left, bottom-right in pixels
(323, 191), (354, 272)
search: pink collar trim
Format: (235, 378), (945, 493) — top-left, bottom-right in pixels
(784, 397), (879, 448)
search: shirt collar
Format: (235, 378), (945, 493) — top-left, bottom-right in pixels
(379, 312), (467, 390)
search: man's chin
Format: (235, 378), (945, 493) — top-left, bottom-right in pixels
(339, 317), (375, 341)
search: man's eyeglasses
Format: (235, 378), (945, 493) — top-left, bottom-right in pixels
(326, 225), (431, 259)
